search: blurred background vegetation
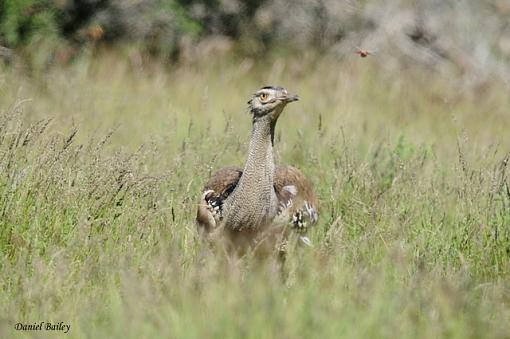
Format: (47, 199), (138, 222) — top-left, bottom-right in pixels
(1, 0), (510, 84)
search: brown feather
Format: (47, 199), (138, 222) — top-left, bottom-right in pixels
(196, 165), (318, 237)
(196, 167), (242, 234)
(203, 166), (242, 194)
(274, 165), (319, 216)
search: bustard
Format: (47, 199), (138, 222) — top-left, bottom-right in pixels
(196, 86), (318, 255)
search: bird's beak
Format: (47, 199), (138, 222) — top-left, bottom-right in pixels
(281, 91), (299, 103)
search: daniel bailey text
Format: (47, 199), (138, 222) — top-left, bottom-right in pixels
(14, 321), (70, 333)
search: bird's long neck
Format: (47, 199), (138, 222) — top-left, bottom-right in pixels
(242, 115), (276, 188)
(224, 115), (278, 230)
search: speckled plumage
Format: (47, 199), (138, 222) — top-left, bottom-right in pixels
(196, 86), (318, 255)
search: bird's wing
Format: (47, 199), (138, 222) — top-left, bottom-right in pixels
(274, 166), (319, 235)
(196, 165), (319, 238)
(196, 166), (242, 234)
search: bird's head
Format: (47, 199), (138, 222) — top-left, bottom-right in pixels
(248, 86), (299, 121)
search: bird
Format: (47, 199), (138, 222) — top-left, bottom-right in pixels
(355, 46), (373, 58)
(196, 86), (319, 257)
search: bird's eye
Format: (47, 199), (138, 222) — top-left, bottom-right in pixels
(259, 93), (268, 101)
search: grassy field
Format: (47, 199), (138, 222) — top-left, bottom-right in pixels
(1, 52), (509, 338)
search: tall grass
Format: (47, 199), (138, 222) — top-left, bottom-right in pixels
(0, 53), (509, 338)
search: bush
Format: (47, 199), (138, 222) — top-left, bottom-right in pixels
(0, 0), (60, 46)
(1, 0), (510, 83)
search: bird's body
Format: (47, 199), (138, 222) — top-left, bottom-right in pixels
(355, 46), (373, 58)
(196, 86), (318, 256)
